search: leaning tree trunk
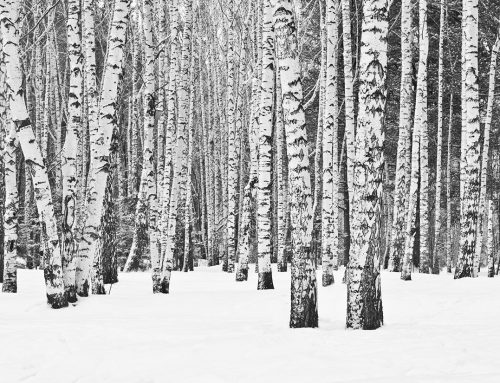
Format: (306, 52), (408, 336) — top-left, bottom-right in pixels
(257, 0), (275, 290)
(273, 0), (317, 328)
(62, 0), (84, 303)
(321, 0), (339, 287)
(346, 0), (388, 330)
(455, 0), (480, 279)
(388, 0), (413, 272)
(76, 0), (131, 295)
(0, 0), (67, 308)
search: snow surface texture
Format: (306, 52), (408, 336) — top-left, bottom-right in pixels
(1, 266), (499, 382)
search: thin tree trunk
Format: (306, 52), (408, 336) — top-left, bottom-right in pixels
(432, 0), (446, 274)
(388, 0), (413, 272)
(321, 0), (339, 287)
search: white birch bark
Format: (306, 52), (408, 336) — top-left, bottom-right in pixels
(341, 0), (355, 198)
(418, 0), (430, 274)
(226, 0), (238, 274)
(158, 0), (192, 293)
(76, 0), (132, 295)
(433, 0), (446, 274)
(346, 0), (387, 329)
(388, 0), (412, 272)
(62, 0), (84, 303)
(475, 28), (499, 275)
(273, 0), (317, 327)
(455, 0), (480, 279)
(257, 0), (275, 290)
(321, 0), (339, 287)
(1, 0), (67, 308)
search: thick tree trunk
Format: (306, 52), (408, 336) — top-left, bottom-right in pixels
(346, 0), (387, 330)
(257, 0), (275, 290)
(1, 0), (67, 308)
(455, 0), (480, 279)
(62, 0), (84, 303)
(273, 0), (317, 328)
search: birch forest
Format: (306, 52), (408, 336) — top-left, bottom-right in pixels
(1, 0), (500, 377)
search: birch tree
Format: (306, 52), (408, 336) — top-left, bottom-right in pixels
(62, 0), (84, 303)
(455, 0), (480, 279)
(321, 0), (339, 287)
(346, 0), (387, 330)
(257, 0), (275, 290)
(0, 0), (67, 308)
(475, 27), (499, 275)
(76, 0), (132, 295)
(388, 0), (412, 272)
(273, 0), (317, 327)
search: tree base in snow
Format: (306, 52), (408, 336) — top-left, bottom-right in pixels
(159, 278), (170, 294)
(257, 271), (274, 289)
(401, 273), (412, 281)
(47, 292), (68, 309)
(322, 273), (334, 286)
(65, 286), (78, 303)
(235, 266), (248, 281)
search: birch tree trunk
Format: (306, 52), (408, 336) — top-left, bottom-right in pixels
(433, 0), (446, 274)
(388, 0), (412, 272)
(341, 0), (355, 199)
(62, 0), (84, 303)
(226, 0), (238, 274)
(446, 94), (454, 273)
(455, 0), (480, 279)
(236, 79), (259, 281)
(418, 0), (430, 274)
(273, 0), (317, 327)
(346, 0), (387, 330)
(76, 0), (131, 295)
(0, 0), (67, 308)
(2, 116), (18, 293)
(475, 28), (499, 275)
(486, 200), (495, 277)
(141, 0), (160, 291)
(321, 0), (339, 287)
(158, 0), (193, 293)
(257, 0), (275, 290)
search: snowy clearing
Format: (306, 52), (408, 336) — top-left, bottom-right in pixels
(1, 266), (499, 383)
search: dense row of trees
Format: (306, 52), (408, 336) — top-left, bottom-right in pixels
(0, 0), (499, 329)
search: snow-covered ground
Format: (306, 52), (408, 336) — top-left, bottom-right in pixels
(1, 266), (499, 383)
